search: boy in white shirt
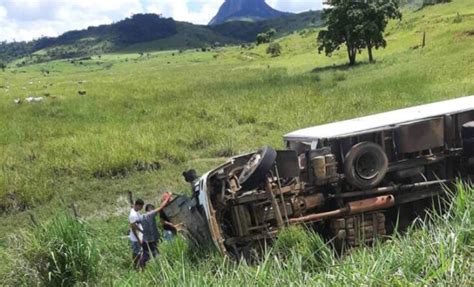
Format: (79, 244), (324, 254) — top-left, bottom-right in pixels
(129, 198), (144, 268)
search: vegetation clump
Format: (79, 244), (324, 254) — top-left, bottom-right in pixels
(257, 28), (277, 45)
(266, 42), (282, 57)
(7, 213), (99, 286)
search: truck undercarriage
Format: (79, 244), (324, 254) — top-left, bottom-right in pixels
(162, 96), (474, 259)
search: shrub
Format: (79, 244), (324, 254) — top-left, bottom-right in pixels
(453, 13), (463, 23)
(266, 43), (282, 57)
(257, 29), (277, 45)
(257, 33), (269, 45)
(9, 213), (100, 286)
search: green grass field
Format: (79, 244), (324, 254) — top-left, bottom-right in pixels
(1, 0), (473, 285)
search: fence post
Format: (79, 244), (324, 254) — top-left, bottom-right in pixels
(128, 191), (134, 207)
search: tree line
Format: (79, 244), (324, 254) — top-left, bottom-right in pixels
(0, 14), (177, 64)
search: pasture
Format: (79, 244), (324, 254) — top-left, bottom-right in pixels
(0, 1), (473, 285)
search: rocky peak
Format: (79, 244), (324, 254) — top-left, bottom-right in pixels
(209, 0), (288, 26)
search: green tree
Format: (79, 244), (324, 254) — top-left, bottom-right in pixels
(0, 62), (6, 72)
(317, 0), (401, 65)
(256, 28), (277, 45)
(267, 42), (282, 57)
(256, 33), (270, 45)
(361, 1), (402, 63)
(266, 28), (277, 38)
(317, 1), (366, 65)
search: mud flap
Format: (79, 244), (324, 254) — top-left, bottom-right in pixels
(162, 195), (213, 249)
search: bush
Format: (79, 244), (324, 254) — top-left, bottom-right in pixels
(266, 43), (282, 57)
(9, 213), (100, 286)
(256, 28), (277, 45)
(453, 13), (463, 23)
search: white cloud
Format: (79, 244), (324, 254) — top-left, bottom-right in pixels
(0, 0), (143, 41)
(144, 0), (222, 25)
(0, 5), (7, 19)
(0, 0), (323, 42)
(268, 0), (323, 12)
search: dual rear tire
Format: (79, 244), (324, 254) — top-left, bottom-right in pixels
(344, 142), (388, 189)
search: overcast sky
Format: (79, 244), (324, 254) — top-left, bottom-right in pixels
(0, 0), (323, 42)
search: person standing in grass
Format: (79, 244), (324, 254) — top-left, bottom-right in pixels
(139, 193), (172, 268)
(129, 198), (145, 268)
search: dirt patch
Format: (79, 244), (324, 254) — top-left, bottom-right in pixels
(93, 160), (161, 179)
(0, 193), (29, 215)
(465, 30), (474, 36)
(134, 160), (161, 172)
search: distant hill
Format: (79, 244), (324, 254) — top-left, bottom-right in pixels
(209, 0), (289, 26)
(0, 11), (321, 64)
(212, 11), (321, 42)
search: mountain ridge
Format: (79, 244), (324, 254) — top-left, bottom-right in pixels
(0, 11), (322, 64)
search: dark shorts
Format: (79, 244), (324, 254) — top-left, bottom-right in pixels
(140, 241), (158, 267)
(130, 241), (141, 258)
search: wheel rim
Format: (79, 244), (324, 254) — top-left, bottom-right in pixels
(238, 153), (262, 183)
(355, 152), (379, 180)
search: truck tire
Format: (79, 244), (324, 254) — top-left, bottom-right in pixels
(239, 146), (277, 191)
(344, 142), (388, 189)
(462, 121), (474, 139)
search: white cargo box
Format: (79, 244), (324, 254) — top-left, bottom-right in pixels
(284, 96), (474, 143)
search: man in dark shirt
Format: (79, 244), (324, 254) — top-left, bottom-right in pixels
(140, 204), (160, 267)
(139, 193), (172, 268)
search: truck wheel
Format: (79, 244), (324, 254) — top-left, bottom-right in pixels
(344, 142), (388, 189)
(462, 121), (474, 139)
(238, 146), (277, 191)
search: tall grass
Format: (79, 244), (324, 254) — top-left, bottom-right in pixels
(109, 184), (472, 286)
(1, 183), (472, 286)
(5, 213), (99, 286)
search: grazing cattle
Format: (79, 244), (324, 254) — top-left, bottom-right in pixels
(25, 97), (44, 103)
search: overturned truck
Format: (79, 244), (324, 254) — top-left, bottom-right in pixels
(162, 96), (474, 258)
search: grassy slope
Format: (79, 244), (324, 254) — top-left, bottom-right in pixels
(0, 0), (473, 284)
(119, 23), (238, 53)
